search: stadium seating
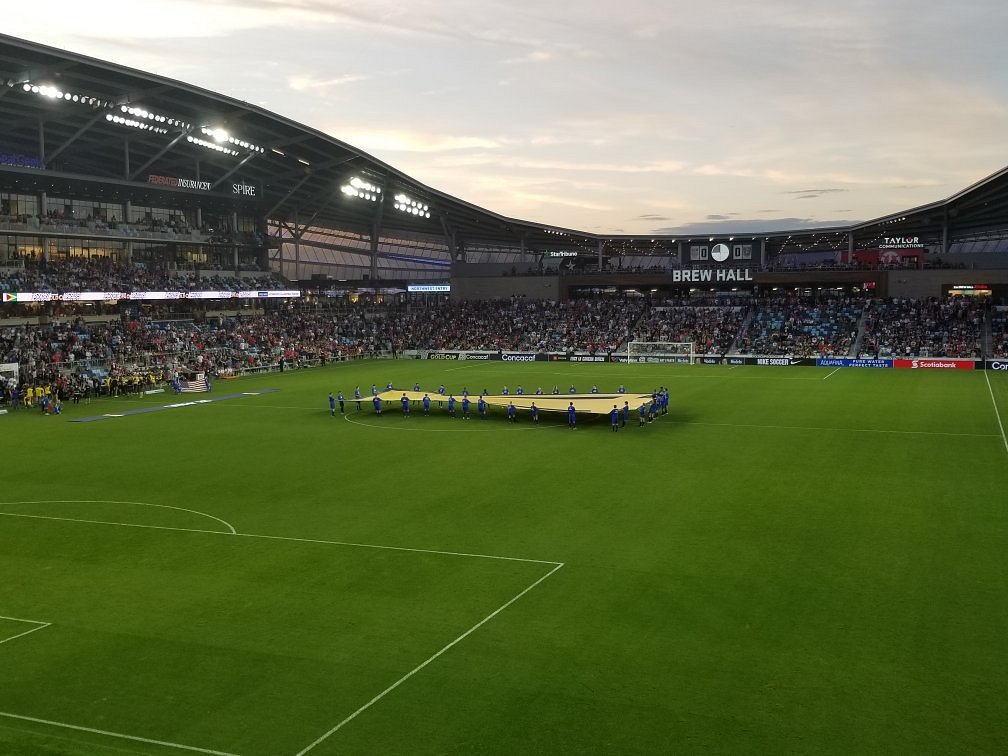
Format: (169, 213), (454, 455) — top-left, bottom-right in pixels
(738, 294), (863, 357)
(860, 297), (983, 358)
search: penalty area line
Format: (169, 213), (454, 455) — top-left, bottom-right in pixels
(0, 712), (238, 756)
(822, 367), (841, 380)
(0, 615), (51, 646)
(294, 561), (565, 755)
(0, 510), (561, 566)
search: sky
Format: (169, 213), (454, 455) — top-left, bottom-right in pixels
(6, 0), (1008, 236)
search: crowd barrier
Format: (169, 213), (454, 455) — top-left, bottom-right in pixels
(419, 350), (1006, 370)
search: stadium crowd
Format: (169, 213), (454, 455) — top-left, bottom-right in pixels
(740, 293), (863, 357)
(2, 290), (1003, 409)
(992, 308), (1008, 358)
(0, 256), (283, 295)
(859, 297), (984, 359)
(632, 302), (745, 355)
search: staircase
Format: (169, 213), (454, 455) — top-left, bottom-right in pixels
(728, 305), (755, 355)
(849, 305), (869, 357)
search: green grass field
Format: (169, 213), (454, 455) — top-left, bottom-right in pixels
(1, 361), (1006, 755)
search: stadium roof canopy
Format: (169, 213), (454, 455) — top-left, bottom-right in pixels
(3, 33), (1008, 259)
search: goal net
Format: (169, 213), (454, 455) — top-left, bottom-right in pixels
(626, 341), (695, 364)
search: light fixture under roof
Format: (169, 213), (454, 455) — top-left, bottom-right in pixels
(392, 192), (431, 218)
(341, 176), (381, 202)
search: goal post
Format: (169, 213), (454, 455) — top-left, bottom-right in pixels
(626, 341), (695, 364)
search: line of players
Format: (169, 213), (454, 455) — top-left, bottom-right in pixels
(328, 382), (670, 430)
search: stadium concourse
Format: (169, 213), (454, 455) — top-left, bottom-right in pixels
(372, 390), (655, 416)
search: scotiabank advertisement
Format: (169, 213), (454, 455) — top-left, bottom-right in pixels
(893, 358), (976, 370)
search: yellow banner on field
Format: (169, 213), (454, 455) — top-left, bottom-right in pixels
(369, 391), (655, 416)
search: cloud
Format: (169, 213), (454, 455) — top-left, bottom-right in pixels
(651, 217), (861, 235)
(784, 188), (848, 197)
(341, 130), (503, 153)
(706, 214), (740, 220)
(288, 74), (368, 92)
(637, 214), (672, 221)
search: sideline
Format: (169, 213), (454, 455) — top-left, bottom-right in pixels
(70, 389), (280, 422)
(983, 370), (1008, 456)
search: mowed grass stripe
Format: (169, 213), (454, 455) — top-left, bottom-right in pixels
(2, 361), (1006, 753)
(0, 515), (550, 755)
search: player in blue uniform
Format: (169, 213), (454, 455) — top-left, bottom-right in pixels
(422, 394), (431, 415)
(530, 402), (539, 425)
(413, 381), (421, 391)
(437, 384), (446, 406)
(567, 401), (576, 429)
(507, 401), (516, 422)
(386, 381), (394, 391)
(591, 385), (599, 394)
(371, 384), (378, 396)
(552, 385), (560, 394)
(610, 405), (620, 431)
(337, 391), (345, 413)
(638, 402), (647, 426)
(617, 384), (626, 394)
(461, 395), (471, 420)
(622, 400), (629, 427)
(535, 386), (543, 395)
(569, 384), (577, 393)
(447, 395), (456, 416)
(516, 385), (524, 395)
(373, 395), (382, 415)
(354, 386), (362, 410)
(329, 392), (336, 417)
(502, 385), (509, 396)
(477, 395), (487, 419)
(401, 393), (410, 418)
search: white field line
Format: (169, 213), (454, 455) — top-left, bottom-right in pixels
(0, 615), (51, 646)
(0, 508), (561, 566)
(822, 367), (841, 380)
(0, 500), (236, 535)
(1, 503), (563, 751)
(0, 712), (238, 756)
(682, 420), (999, 438)
(295, 561), (565, 756)
(983, 370), (1008, 456)
(232, 531), (561, 566)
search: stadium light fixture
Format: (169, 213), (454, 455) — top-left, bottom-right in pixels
(392, 192), (430, 218)
(18, 80), (113, 109)
(341, 176), (382, 202)
(105, 113), (169, 135)
(198, 126), (266, 154)
(186, 134), (239, 156)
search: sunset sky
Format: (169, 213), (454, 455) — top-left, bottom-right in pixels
(6, 0), (1008, 235)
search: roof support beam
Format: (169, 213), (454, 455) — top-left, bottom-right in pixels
(264, 172), (312, 218)
(370, 178), (388, 283)
(128, 129), (190, 181)
(210, 151), (256, 191)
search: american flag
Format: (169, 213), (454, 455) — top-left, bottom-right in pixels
(180, 377), (209, 393)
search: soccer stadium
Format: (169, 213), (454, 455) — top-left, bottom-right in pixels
(1, 32), (1006, 755)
